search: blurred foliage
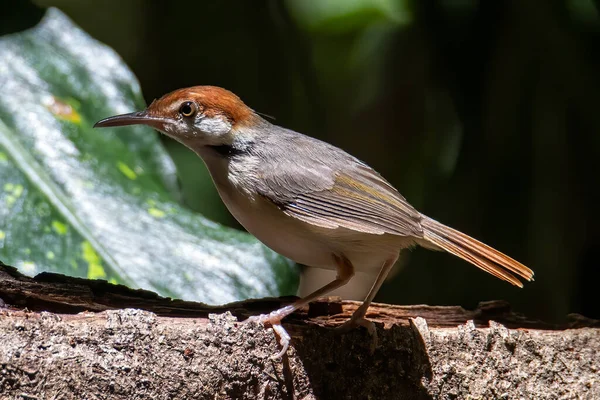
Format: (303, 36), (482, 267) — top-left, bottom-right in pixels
(0, 8), (297, 304)
(287, 0), (412, 32)
(3, 0), (598, 320)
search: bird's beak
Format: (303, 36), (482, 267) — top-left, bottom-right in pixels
(93, 111), (167, 131)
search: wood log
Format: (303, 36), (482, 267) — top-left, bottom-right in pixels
(0, 261), (598, 399)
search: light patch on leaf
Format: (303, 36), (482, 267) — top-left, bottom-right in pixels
(148, 207), (166, 218)
(117, 162), (137, 180)
(45, 96), (82, 124)
(4, 183), (23, 196)
(13, 185), (23, 198)
(46, 251), (55, 260)
(109, 278), (118, 285)
(0, 152), (7, 162)
(82, 241), (106, 279)
(88, 263), (106, 280)
(52, 220), (68, 235)
(0, 231), (5, 240)
(4, 183), (24, 207)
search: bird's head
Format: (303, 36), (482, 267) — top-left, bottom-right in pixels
(94, 86), (261, 149)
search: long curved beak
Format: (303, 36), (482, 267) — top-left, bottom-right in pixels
(94, 111), (167, 130)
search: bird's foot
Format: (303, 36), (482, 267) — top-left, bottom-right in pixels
(245, 305), (295, 359)
(335, 311), (378, 353)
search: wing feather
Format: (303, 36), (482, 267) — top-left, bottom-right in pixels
(254, 132), (423, 237)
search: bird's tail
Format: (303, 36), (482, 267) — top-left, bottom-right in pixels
(420, 216), (534, 287)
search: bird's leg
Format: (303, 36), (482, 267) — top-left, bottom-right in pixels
(246, 254), (355, 358)
(336, 255), (399, 351)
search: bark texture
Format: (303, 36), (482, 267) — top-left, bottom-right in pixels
(0, 261), (598, 399)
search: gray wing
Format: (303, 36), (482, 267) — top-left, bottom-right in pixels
(254, 131), (423, 237)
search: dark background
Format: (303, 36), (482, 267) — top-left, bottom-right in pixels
(9, 0), (600, 322)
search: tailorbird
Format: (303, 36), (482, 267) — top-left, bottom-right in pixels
(95, 86), (534, 357)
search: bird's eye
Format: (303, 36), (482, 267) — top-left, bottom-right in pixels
(179, 101), (197, 117)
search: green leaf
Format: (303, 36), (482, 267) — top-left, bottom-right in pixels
(0, 8), (298, 304)
(286, 0), (412, 33)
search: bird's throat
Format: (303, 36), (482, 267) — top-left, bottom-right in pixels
(205, 137), (255, 159)
(206, 144), (244, 158)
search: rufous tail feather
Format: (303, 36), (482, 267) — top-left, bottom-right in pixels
(421, 217), (534, 287)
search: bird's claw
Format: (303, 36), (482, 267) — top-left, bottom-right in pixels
(245, 305), (295, 359)
(270, 324), (291, 359)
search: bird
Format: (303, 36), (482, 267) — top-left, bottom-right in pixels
(95, 86), (534, 357)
